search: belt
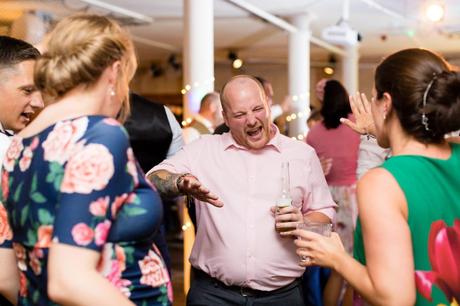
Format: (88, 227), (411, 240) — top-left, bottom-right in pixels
(192, 268), (300, 297)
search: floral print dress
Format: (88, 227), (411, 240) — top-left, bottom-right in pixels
(0, 116), (172, 306)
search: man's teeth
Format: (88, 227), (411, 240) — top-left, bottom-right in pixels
(22, 113), (32, 120)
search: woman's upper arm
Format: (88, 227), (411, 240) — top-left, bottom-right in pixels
(53, 123), (133, 251)
(0, 248), (18, 304)
(357, 168), (416, 305)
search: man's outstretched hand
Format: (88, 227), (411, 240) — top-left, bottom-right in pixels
(177, 174), (224, 207)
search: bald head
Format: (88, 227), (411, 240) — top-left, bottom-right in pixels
(220, 75), (267, 113)
(199, 92), (220, 113)
(220, 75), (272, 150)
(199, 91), (222, 127)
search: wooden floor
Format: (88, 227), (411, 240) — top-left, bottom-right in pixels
(169, 238), (186, 306)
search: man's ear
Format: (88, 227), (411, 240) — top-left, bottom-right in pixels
(222, 109), (229, 126)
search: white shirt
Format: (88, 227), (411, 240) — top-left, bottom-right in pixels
(164, 106), (184, 158)
(356, 135), (390, 179)
(0, 123), (13, 176)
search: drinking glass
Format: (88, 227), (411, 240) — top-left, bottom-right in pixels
(296, 222), (332, 262)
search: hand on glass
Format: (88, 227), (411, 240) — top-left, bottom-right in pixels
(272, 206), (303, 235)
(178, 175), (223, 207)
(292, 230), (346, 269)
(340, 92), (376, 136)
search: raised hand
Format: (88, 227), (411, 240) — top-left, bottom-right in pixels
(340, 92), (375, 136)
(177, 174), (224, 207)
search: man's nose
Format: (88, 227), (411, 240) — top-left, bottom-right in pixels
(30, 92), (44, 109)
(246, 112), (257, 125)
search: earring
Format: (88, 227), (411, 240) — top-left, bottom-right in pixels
(383, 113), (386, 120)
(109, 87), (116, 97)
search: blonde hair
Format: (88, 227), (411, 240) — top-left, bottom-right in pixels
(34, 14), (137, 122)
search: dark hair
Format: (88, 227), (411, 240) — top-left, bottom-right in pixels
(320, 80), (351, 129)
(0, 36), (40, 69)
(307, 109), (322, 123)
(254, 76), (269, 87)
(375, 48), (460, 143)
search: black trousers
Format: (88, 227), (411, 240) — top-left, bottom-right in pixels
(187, 269), (304, 306)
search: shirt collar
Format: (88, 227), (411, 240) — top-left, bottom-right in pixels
(222, 124), (282, 152)
(0, 122), (13, 137)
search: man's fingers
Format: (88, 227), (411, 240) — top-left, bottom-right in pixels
(207, 198), (224, 207)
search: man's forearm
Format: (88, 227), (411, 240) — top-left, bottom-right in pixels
(303, 211), (332, 223)
(148, 170), (182, 198)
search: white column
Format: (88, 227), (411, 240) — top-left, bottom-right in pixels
(342, 44), (359, 94)
(183, 0), (214, 119)
(182, 0), (214, 295)
(288, 13), (311, 138)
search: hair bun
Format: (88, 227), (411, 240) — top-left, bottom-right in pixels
(426, 70), (460, 136)
(33, 15), (132, 105)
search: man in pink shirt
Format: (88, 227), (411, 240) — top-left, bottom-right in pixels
(148, 75), (335, 306)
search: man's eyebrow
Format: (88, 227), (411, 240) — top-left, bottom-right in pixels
(18, 84), (37, 90)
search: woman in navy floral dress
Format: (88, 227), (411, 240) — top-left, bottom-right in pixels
(0, 15), (172, 305)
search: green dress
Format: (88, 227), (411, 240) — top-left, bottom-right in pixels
(353, 143), (460, 306)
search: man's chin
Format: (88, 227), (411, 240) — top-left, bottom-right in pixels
(11, 123), (27, 133)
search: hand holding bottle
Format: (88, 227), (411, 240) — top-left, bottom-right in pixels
(274, 205), (303, 234)
(273, 162), (303, 234)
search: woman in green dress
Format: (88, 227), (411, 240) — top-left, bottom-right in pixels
(291, 48), (460, 306)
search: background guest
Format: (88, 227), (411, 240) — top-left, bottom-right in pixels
(0, 35), (43, 306)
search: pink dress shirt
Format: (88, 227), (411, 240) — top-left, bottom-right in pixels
(152, 127), (336, 291)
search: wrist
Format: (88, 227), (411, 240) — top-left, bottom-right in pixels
(175, 173), (193, 194)
(332, 248), (349, 273)
(363, 123), (376, 139)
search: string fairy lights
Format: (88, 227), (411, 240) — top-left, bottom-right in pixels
(180, 77), (215, 96)
(180, 76), (216, 126)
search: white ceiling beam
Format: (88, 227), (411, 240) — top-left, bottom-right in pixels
(131, 35), (178, 52)
(223, 0), (346, 56)
(230, 27), (279, 49)
(78, 0), (153, 24)
(358, 0), (407, 21)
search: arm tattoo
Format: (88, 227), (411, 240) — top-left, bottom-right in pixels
(148, 170), (182, 198)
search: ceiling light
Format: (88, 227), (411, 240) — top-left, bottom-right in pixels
(232, 58), (243, 69)
(323, 67), (334, 75)
(425, 1), (445, 22)
(228, 51), (243, 69)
